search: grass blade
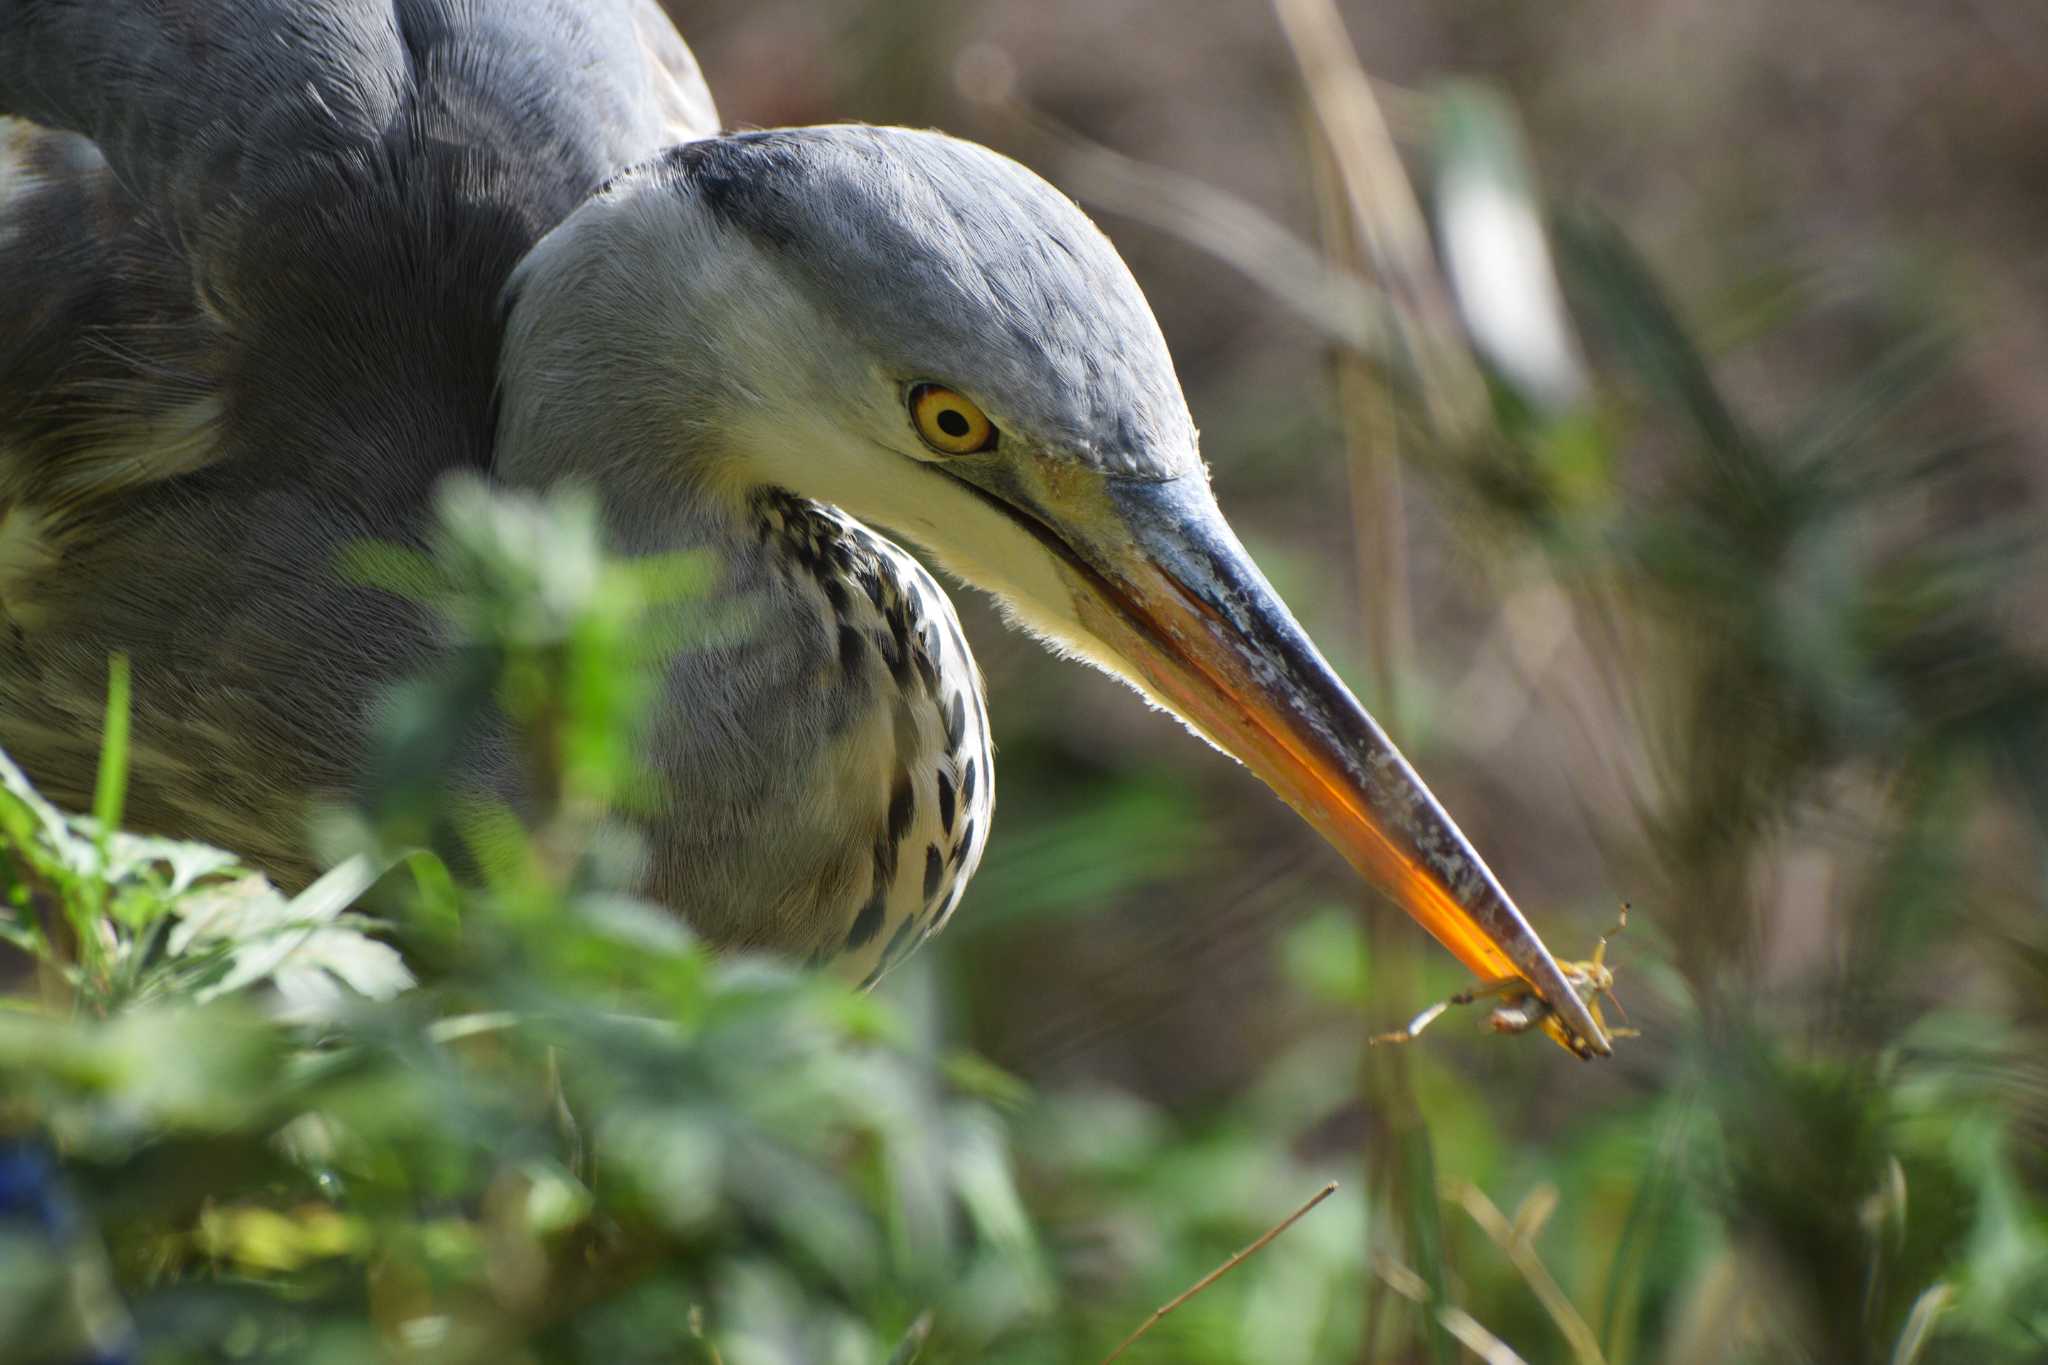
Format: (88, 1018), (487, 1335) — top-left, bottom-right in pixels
(91, 653), (132, 845)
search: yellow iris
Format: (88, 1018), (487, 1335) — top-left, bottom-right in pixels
(909, 384), (997, 454)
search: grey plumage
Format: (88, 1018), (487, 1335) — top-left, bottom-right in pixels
(0, 0), (1611, 1045)
(0, 0), (1013, 973)
(0, 0), (718, 876)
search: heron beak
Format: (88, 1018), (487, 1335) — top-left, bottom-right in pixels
(1064, 476), (1608, 1057)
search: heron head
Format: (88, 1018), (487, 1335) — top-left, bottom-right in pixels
(503, 125), (1605, 1054)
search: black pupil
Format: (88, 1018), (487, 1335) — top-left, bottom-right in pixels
(935, 408), (971, 439)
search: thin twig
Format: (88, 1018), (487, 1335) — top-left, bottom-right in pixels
(1306, 94), (1411, 737)
(1442, 1310), (1532, 1365)
(1889, 1284), (1951, 1365)
(1272, 0), (1490, 444)
(687, 1305), (724, 1365)
(1371, 1251), (1530, 1365)
(1099, 1181), (1339, 1364)
(1298, 45), (1422, 1363)
(886, 1310), (934, 1365)
(1453, 1181), (1607, 1365)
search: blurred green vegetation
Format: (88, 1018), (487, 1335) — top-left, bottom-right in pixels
(7, 4), (2048, 1362)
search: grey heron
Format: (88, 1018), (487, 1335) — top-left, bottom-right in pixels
(0, 0), (1608, 1054)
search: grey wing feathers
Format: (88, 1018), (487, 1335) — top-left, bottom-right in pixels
(0, 0), (719, 333)
(0, 118), (236, 832)
(630, 0), (722, 144)
(0, 0), (721, 558)
(0, 1), (720, 859)
(0, 118), (227, 588)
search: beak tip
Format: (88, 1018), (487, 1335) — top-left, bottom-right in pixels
(1087, 478), (1621, 1063)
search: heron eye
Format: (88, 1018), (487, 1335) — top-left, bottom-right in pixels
(908, 383), (997, 455)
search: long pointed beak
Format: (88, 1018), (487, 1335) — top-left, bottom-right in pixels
(1067, 477), (1608, 1057)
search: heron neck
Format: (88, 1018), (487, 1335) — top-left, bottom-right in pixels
(493, 331), (738, 558)
(492, 176), (757, 542)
